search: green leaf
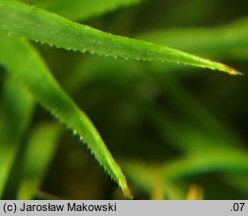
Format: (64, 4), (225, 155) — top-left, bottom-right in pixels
(21, 0), (143, 21)
(123, 148), (248, 196)
(161, 149), (248, 181)
(0, 0), (240, 75)
(0, 35), (132, 198)
(0, 76), (34, 198)
(17, 123), (62, 199)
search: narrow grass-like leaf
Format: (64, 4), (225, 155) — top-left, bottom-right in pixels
(137, 17), (248, 59)
(0, 76), (34, 198)
(21, 0), (143, 21)
(123, 149), (248, 196)
(161, 149), (248, 181)
(17, 123), (62, 199)
(0, 0), (239, 75)
(0, 35), (131, 198)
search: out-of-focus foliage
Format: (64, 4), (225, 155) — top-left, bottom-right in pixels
(21, 0), (144, 21)
(137, 17), (248, 60)
(0, 0), (248, 200)
(17, 123), (62, 200)
(0, 76), (34, 198)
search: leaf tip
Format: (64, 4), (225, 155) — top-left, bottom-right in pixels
(217, 63), (242, 75)
(119, 178), (133, 199)
(226, 67), (242, 76)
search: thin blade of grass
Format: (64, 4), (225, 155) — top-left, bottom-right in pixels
(21, 0), (143, 21)
(161, 149), (248, 181)
(0, 35), (131, 198)
(0, 0), (240, 75)
(0, 76), (34, 198)
(123, 148), (248, 197)
(17, 123), (62, 199)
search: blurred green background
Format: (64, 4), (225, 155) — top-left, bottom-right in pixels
(1, 0), (248, 199)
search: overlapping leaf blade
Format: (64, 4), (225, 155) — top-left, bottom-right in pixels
(0, 76), (34, 198)
(0, 35), (131, 198)
(21, 0), (143, 21)
(123, 148), (248, 197)
(17, 123), (62, 199)
(0, 0), (239, 74)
